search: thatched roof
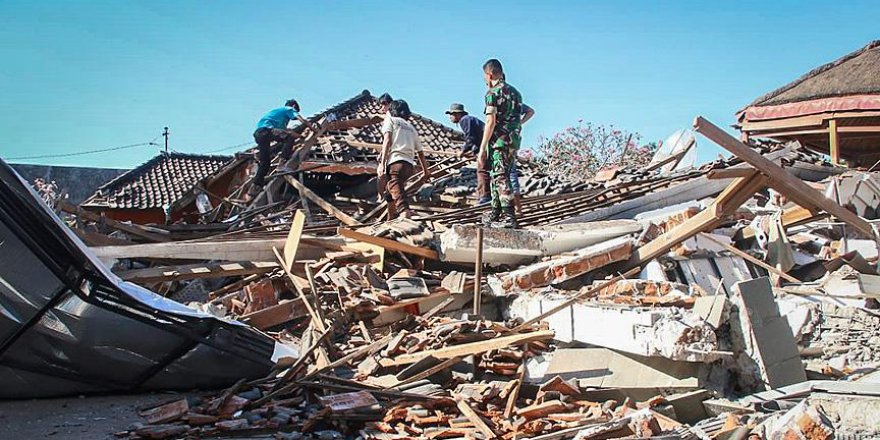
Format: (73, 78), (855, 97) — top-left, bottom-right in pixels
(746, 40), (880, 108)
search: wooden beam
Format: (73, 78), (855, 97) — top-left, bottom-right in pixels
(273, 247), (326, 333)
(390, 356), (463, 389)
(473, 227), (484, 315)
(91, 238), (287, 261)
(284, 210), (307, 273)
(626, 173), (767, 268)
(829, 119), (840, 165)
(61, 202), (170, 242)
(117, 260), (278, 283)
(284, 175), (359, 226)
(324, 117), (381, 131)
(345, 140), (459, 157)
(740, 114), (825, 132)
(697, 233), (801, 283)
(338, 227), (439, 260)
(379, 330), (554, 367)
(456, 399), (498, 439)
(694, 116), (875, 238)
(707, 168), (757, 180)
(239, 298), (309, 330)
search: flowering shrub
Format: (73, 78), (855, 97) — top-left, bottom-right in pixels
(32, 177), (60, 205)
(534, 121), (656, 182)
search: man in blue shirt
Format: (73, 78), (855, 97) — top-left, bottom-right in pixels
(446, 103), (533, 210)
(251, 99), (314, 190)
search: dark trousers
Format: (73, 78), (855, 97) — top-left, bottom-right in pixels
(253, 127), (297, 187)
(476, 154), (491, 202)
(385, 160), (414, 219)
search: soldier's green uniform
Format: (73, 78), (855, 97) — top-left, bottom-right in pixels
(484, 79), (523, 209)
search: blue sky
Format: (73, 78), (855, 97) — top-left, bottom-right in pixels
(0, 1), (876, 169)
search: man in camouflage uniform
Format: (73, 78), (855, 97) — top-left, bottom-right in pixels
(478, 58), (523, 228)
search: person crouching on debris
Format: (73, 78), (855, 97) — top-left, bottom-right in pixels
(478, 58), (524, 229)
(446, 103), (490, 205)
(378, 99), (431, 219)
(248, 99), (315, 198)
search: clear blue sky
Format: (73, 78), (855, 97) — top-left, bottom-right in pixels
(1, 1), (876, 169)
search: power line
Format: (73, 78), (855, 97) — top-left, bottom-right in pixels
(204, 141), (254, 153)
(7, 141), (161, 161)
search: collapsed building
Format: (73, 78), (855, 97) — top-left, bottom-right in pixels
(3, 42), (880, 439)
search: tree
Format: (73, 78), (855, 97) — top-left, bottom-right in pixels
(533, 121), (656, 181)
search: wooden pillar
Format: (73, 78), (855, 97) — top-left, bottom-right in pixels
(472, 228), (484, 316)
(829, 119), (840, 165)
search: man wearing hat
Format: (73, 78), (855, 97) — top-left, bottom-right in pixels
(447, 102), (533, 211)
(446, 103), (492, 205)
(250, 98), (316, 194)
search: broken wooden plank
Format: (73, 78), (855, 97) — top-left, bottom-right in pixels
(284, 210), (307, 273)
(390, 356), (463, 389)
(338, 227), (439, 260)
(694, 116), (875, 238)
(117, 260), (279, 283)
(239, 298), (309, 330)
(285, 175), (359, 226)
(60, 201), (171, 242)
(379, 330), (554, 367)
(92, 238), (288, 262)
(273, 247), (326, 333)
(706, 168), (757, 180)
(456, 399), (497, 439)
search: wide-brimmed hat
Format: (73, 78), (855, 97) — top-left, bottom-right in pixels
(445, 103), (467, 114)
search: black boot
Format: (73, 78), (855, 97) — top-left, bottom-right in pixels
(481, 207), (502, 226)
(492, 206), (518, 229)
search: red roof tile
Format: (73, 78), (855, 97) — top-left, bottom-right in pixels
(82, 152), (232, 210)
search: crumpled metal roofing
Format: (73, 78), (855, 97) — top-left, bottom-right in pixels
(0, 158), (278, 398)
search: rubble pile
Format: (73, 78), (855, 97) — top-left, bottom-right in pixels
(6, 109), (880, 439)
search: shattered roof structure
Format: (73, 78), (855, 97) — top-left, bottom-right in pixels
(82, 152), (233, 210)
(286, 90), (464, 173)
(738, 41), (880, 165)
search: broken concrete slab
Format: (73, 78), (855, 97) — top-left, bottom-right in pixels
(730, 277), (807, 390)
(438, 220), (640, 266)
(488, 237), (633, 295)
(506, 292), (720, 362)
(543, 348), (709, 390)
(693, 295), (729, 329)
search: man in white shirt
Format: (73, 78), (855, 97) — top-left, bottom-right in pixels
(378, 100), (431, 219)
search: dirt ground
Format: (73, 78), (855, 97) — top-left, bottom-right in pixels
(0, 393), (177, 439)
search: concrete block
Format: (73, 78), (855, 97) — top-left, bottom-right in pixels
(693, 295), (728, 329)
(731, 277), (807, 390)
(506, 294), (719, 362)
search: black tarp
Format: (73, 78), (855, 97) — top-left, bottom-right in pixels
(0, 158), (277, 398)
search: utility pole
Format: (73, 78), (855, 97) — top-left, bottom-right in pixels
(162, 127), (170, 154)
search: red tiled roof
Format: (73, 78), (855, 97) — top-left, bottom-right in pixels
(82, 152), (232, 209)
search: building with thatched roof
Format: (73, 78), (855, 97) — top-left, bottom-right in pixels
(737, 40), (880, 166)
